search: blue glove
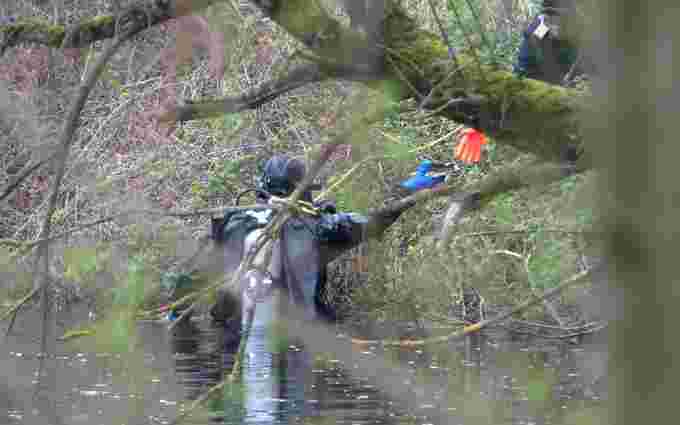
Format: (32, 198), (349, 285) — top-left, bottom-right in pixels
(316, 213), (367, 242)
(167, 309), (178, 322)
(399, 160), (446, 192)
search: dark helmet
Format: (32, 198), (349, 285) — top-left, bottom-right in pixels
(258, 154), (306, 197)
(543, 0), (577, 16)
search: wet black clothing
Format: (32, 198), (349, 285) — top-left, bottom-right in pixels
(209, 201), (367, 329)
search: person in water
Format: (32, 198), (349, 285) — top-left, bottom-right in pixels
(514, 0), (584, 86)
(208, 154), (380, 336)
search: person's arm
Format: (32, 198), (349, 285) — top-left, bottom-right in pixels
(318, 202), (411, 265)
(514, 16), (544, 77)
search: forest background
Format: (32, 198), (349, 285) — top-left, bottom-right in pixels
(0, 1), (677, 425)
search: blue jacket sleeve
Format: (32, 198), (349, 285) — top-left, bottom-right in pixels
(514, 16), (542, 77)
(514, 36), (532, 76)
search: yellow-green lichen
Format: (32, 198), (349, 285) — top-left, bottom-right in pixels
(2, 18), (65, 47)
(85, 15), (115, 29)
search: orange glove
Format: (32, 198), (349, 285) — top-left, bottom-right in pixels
(455, 128), (488, 164)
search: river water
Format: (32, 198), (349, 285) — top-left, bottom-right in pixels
(0, 305), (607, 425)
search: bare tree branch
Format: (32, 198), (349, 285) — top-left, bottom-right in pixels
(350, 268), (592, 346)
(0, 1), (224, 51)
(0, 159), (48, 202)
(160, 63), (331, 123)
(30, 24), (135, 403)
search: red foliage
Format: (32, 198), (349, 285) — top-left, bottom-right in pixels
(318, 112), (337, 129)
(112, 143), (130, 160)
(159, 15), (226, 81)
(320, 143), (352, 161)
(14, 190), (31, 210)
(31, 175), (49, 193)
(127, 176), (144, 192)
(128, 94), (176, 145)
(0, 47), (49, 96)
(63, 48), (82, 65)
(159, 190), (177, 209)
(127, 15), (225, 146)
(255, 32), (274, 66)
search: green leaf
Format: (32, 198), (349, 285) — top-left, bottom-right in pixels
(383, 141), (417, 161)
(527, 374), (549, 401)
(63, 247), (98, 284)
(493, 194), (514, 225)
(207, 175), (226, 194)
(222, 113), (243, 131)
(223, 159), (241, 176)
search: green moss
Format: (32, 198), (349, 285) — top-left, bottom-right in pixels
(45, 25), (66, 46)
(271, 0), (325, 39)
(2, 18), (65, 46)
(79, 15), (115, 40)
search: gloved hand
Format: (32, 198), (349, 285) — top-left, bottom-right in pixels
(316, 212), (367, 242)
(314, 199), (337, 214)
(454, 128), (488, 164)
(399, 160), (447, 192)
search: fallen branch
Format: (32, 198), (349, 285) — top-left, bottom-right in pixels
(0, 287), (39, 322)
(161, 64), (331, 123)
(0, 0), (221, 51)
(505, 319), (607, 339)
(525, 252), (566, 327)
(0, 159), (48, 202)
(350, 268), (592, 346)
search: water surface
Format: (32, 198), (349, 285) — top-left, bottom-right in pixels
(0, 306), (607, 425)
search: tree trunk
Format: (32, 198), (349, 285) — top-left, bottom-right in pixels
(596, 2), (680, 425)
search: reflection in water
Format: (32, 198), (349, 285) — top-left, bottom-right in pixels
(171, 311), (608, 425)
(0, 306), (607, 425)
(172, 294), (391, 425)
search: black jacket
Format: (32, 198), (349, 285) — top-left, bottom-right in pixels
(209, 202), (368, 328)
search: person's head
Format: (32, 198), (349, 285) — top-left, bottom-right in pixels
(258, 154), (307, 198)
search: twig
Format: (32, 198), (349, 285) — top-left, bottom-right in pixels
(456, 229), (596, 238)
(0, 159), (49, 202)
(169, 376), (228, 425)
(447, 0), (486, 79)
(491, 249), (524, 260)
(418, 61), (468, 111)
(350, 268), (591, 346)
(418, 94), (484, 121)
(167, 210), (278, 333)
(525, 253), (566, 327)
(0, 204), (288, 255)
(228, 304), (255, 380)
(384, 53), (425, 101)
(562, 51), (584, 86)
(31, 29), (132, 398)
(462, 0), (493, 54)
(509, 318), (600, 331)
(427, 0), (459, 63)
(1, 287), (40, 323)
(505, 320), (607, 339)
(316, 126), (462, 201)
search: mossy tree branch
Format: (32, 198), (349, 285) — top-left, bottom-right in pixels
(323, 159), (587, 264)
(185, 0), (589, 164)
(0, 0), (221, 50)
(246, 0), (588, 163)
